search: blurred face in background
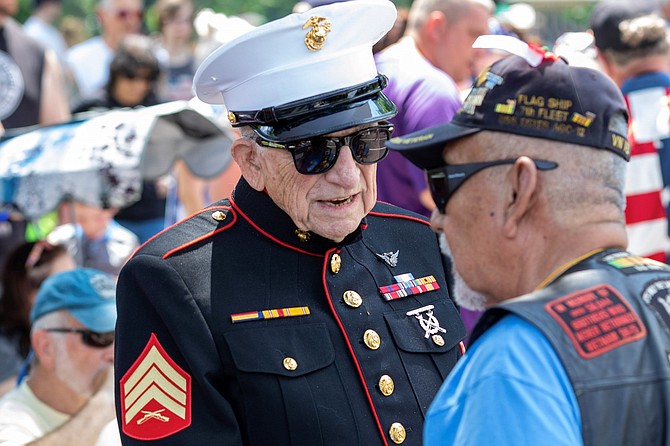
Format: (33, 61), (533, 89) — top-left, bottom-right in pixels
(113, 67), (155, 105)
(97, 0), (143, 47)
(161, 1), (194, 43)
(0, 0), (18, 17)
(74, 202), (116, 241)
(434, 3), (491, 84)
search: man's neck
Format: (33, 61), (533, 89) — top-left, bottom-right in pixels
(27, 368), (87, 415)
(619, 55), (670, 85)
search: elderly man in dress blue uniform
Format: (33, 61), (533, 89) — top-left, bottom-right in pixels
(113, 1), (465, 445)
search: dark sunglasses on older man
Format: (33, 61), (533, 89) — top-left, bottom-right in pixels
(255, 123), (394, 175)
(44, 328), (115, 348)
(427, 158), (559, 213)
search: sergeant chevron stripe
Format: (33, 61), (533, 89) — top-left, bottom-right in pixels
(120, 333), (192, 440)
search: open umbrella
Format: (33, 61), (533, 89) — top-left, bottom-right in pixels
(0, 99), (235, 220)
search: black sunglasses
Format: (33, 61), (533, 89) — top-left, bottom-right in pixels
(255, 123), (394, 175)
(44, 328), (115, 348)
(427, 158), (559, 213)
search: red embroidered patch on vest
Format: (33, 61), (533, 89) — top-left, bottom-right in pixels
(545, 285), (647, 359)
(120, 333), (192, 440)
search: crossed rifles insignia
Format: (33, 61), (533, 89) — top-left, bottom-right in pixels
(406, 305), (446, 338)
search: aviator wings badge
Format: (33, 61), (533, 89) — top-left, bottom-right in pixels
(376, 250), (399, 267)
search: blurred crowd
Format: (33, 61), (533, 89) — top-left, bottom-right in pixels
(1, 0), (670, 443)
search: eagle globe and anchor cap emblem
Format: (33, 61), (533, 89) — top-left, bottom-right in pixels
(303, 16), (332, 51)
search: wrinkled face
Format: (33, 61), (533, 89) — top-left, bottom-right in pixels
(436, 4), (491, 83)
(99, 0), (143, 41)
(50, 314), (114, 397)
(258, 125), (379, 242)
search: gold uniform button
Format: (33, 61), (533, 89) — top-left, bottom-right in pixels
(227, 111), (237, 124)
(343, 290), (362, 308)
(389, 422), (406, 444)
(379, 375), (394, 396)
(330, 253), (341, 274)
(211, 210), (226, 221)
(363, 329), (381, 350)
(283, 357), (298, 371)
(432, 334), (445, 346)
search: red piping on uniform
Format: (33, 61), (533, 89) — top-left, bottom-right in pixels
(162, 206), (237, 259)
(230, 197), (323, 258)
(321, 247), (389, 446)
(368, 210), (431, 227)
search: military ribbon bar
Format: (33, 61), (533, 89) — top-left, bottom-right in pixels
(379, 273), (440, 301)
(230, 306), (311, 324)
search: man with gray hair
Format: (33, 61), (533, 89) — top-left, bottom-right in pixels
(0, 268), (119, 445)
(591, 0), (670, 264)
(389, 38), (670, 445)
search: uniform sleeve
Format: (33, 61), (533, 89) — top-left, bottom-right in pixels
(423, 315), (583, 446)
(114, 254), (243, 445)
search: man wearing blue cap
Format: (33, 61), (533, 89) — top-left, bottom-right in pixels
(388, 37), (670, 445)
(114, 1), (465, 445)
(0, 268), (119, 445)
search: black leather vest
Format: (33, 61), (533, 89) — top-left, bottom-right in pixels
(472, 249), (670, 446)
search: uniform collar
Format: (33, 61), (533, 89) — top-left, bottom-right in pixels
(230, 177), (365, 255)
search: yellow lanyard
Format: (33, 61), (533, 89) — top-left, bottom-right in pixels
(534, 248), (605, 291)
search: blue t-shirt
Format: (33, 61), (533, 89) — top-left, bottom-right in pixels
(424, 314), (583, 446)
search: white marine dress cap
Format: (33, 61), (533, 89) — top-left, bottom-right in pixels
(193, 0), (398, 142)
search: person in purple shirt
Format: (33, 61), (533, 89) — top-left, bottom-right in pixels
(375, 0), (493, 341)
(375, 0), (493, 218)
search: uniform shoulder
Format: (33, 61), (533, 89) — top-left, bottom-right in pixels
(134, 201), (236, 259)
(369, 201), (430, 225)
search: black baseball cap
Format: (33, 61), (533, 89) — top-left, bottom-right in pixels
(387, 53), (630, 170)
(590, 0), (661, 52)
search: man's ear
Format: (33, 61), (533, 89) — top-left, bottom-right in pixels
(422, 10), (448, 44)
(231, 138), (265, 192)
(503, 157), (538, 238)
(31, 330), (56, 371)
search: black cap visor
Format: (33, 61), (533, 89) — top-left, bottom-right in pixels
(387, 122), (481, 170)
(255, 92), (396, 142)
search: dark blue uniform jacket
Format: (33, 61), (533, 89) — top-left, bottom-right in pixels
(114, 178), (465, 445)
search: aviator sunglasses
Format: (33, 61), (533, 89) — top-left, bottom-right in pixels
(44, 328), (115, 348)
(255, 123), (394, 175)
(427, 158), (559, 213)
